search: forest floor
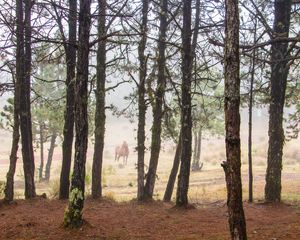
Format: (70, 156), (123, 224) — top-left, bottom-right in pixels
(0, 197), (299, 240)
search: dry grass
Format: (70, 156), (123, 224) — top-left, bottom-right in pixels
(0, 128), (299, 204)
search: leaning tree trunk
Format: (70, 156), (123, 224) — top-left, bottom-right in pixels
(265, 0), (291, 203)
(4, 76), (20, 203)
(144, 0), (168, 200)
(137, 0), (149, 201)
(163, 133), (182, 202)
(45, 132), (57, 182)
(38, 122), (45, 181)
(64, 0), (91, 228)
(20, 0), (36, 199)
(92, 0), (106, 199)
(59, 0), (77, 200)
(176, 0), (193, 207)
(4, 0), (23, 201)
(221, 0), (247, 239)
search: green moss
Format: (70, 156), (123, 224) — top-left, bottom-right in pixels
(63, 188), (84, 228)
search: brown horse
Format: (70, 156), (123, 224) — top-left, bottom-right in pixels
(115, 141), (129, 165)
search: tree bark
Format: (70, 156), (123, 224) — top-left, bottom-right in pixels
(4, 82), (20, 203)
(64, 0), (91, 228)
(20, 0), (36, 199)
(45, 132), (57, 182)
(191, 0), (202, 173)
(248, 19), (257, 203)
(265, 0), (292, 203)
(137, 0), (149, 201)
(222, 0), (247, 239)
(39, 122), (45, 181)
(92, 0), (106, 199)
(163, 133), (181, 202)
(144, 0), (168, 200)
(4, 0), (22, 202)
(59, 0), (77, 200)
(176, 0), (193, 207)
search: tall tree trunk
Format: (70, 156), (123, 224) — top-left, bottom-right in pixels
(137, 0), (149, 201)
(221, 0), (247, 239)
(59, 0), (77, 200)
(39, 122), (44, 181)
(92, 0), (106, 199)
(64, 0), (91, 228)
(163, 133), (181, 202)
(4, 0), (23, 201)
(176, 0), (193, 207)
(45, 132), (57, 182)
(20, 0), (36, 199)
(144, 0), (168, 200)
(248, 19), (257, 203)
(265, 0), (292, 203)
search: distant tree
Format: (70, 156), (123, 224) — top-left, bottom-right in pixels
(31, 46), (65, 182)
(38, 121), (45, 181)
(221, 0), (247, 239)
(192, 92), (224, 171)
(265, 0), (292, 203)
(64, 0), (91, 228)
(44, 131), (58, 181)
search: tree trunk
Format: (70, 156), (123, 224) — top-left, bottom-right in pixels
(192, 127), (203, 171)
(196, 128), (202, 162)
(20, 0), (36, 199)
(92, 0), (106, 199)
(4, 0), (22, 202)
(64, 0), (91, 228)
(4, 82), (20, 203)
(176, 0), (193, 207)
(39, 122), (44, 181)
(248, 19), (257, 203)
(45, 132), (57, 182)
(265, 0), (292, 203)
(221, 0), (247, 239)
(144, 0), (168, 200)
(163, 133), (181, 202)
(192, 130), (198, 165)
(137, 0), (149, 201)
(59, 0), (77, 200)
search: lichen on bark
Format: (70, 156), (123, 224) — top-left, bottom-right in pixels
(63, 188), (84, 228)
